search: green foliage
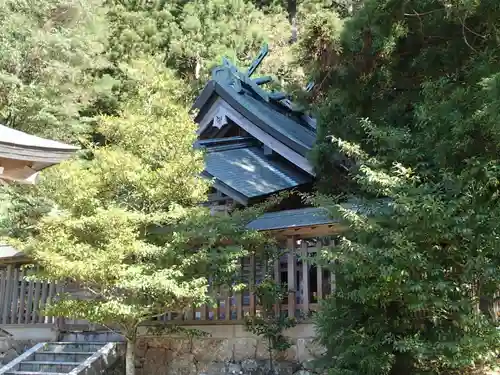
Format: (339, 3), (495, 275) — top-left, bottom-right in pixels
(302, 0), (500, 374)
(106, 0), (296, 86)
(0, 0), (109, 141)
(245, 278), (297, 367)
(13, 57), (274, 344)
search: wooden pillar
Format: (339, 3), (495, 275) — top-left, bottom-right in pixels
(274, 255), (281, 314)
(39, 280), (48, 323)
(2, 265), (13, 324)
(301, 240), (310, 315)
(10, 267), (20, 324)
(249, 253), (256, 316)
(55, 281), (66, 332)
(32, 269), (41, 323)
(18, 268), (26, 324)
(236, 258), (244, 320)
(316, 241), (323, 301)
(45, 281), (56, 324)
(287, 237), (296, 318)
(225, 285), (231, 321)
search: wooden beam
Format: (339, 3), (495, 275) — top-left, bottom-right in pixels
(287, 237), (296, 318)
(266, 224), (345, 240)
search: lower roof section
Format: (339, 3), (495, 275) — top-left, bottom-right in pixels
(201, 138), (312, 205)
(246, 207), (336, 231)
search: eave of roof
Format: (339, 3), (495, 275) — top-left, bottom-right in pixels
(0, 124), (79, 165)
(246, 207), (336, 231)
(0, 243), (26, 263)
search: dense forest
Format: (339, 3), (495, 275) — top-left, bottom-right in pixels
(1, 0), (499, 374)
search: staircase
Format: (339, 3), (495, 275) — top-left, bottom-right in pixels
(0, 341), (121, 375)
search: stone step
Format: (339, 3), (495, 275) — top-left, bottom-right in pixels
(60, 332), (124, 343)
(34, 352), (94, 362)
(4, 372), (67, 375)
(17, 361), (81, 372)
(41, 342), (105, 353)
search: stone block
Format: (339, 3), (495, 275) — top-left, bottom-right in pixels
(0, 338), (12, 352)
(198, 360), (226, 375)
(227, 362), (242, 374)
(0, 348), (18, 364)
(142, 347), (169, 375)
(296, 339), (325, 362)
(241, 358), (259, 372)
(192, 338), (231, 363)
(231, 337), (257, 360)
(168, 353), (198, 375)
(274, 342), (297, 362)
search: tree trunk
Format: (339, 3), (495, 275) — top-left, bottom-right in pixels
(125, 338), (136, 375)
(288, 0), (297, 43)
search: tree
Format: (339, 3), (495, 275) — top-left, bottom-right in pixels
(0, 0), (109, 141)
(105, 0), (299, 91)
(10, 58), (272, 375)
(299, 0), (500, 374)
(244, 278), (297, 372)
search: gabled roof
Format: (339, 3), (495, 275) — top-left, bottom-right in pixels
(198, 137), (312, 205)
(192, 45), (321, 205)
(193, 81), (316, 157)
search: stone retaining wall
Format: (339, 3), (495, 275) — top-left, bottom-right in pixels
(134, 324), (324, 375)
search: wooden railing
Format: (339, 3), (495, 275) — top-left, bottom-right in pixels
(1, 235), (498, 327)
(0, 264), (62, 325)
(153, 237), (335, 323)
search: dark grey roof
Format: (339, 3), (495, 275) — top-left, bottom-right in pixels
(193, 81), (316, 157)
(203, 145), (312, 204)
(246, 207), (336, 231)
(0, 124), (78, 164)
(246, 199), (391, 231)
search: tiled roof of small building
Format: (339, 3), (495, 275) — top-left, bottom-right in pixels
(201, 138), (312, 204)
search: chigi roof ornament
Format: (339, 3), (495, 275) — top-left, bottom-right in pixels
(212, 44), (315, 118)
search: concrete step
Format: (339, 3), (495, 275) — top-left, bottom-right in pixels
(33, 352), (94, 362)
(41, 342), (105, 353)
(4, 372), (67, 375)
(17, 361), (80, 372)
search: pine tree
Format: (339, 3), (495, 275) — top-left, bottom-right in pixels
(298, 0), (500, 373)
